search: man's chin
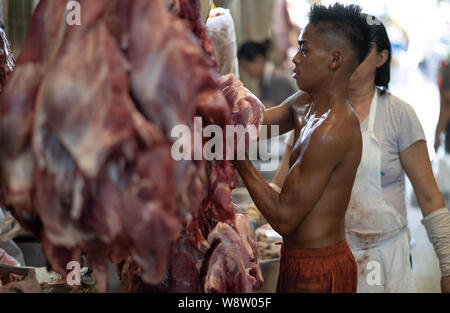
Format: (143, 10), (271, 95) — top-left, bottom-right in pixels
(295, 79), (305, 90)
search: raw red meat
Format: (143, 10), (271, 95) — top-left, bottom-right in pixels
(128, 0), (219, 136)
(220, 74), (265, 131)
(166, 0), (214, 57)
(219, 74), (265, 155)
(0, 0), (264, 293)
(0, 268), (41, 293)
(204, 222), (261, 293)
(0, 0), (67, 236)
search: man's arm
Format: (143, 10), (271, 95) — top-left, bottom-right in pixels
(234, 128), (345, 237)
(400, 141), (445, 216)
(271, 143), (293, 189)
(262, 90), (310, 138)
(244, 143), (293, 229)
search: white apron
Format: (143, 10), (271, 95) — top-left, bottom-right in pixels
(345, 91), (416, 293)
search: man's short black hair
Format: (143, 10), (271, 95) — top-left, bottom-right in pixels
(308, 3), (371, 66)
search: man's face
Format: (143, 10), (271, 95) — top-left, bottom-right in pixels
(292, 24), (333, 92)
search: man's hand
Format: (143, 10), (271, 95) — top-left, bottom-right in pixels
(441, 276), (450, 293)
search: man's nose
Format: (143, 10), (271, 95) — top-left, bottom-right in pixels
(292, 51), (300, 65)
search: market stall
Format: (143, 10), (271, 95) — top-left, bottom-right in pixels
(1, 0), (449, 299)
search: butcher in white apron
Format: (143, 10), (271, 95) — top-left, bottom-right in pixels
(345, 91), (415, 292)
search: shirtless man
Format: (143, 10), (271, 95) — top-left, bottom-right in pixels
(232, 4), (371, 292)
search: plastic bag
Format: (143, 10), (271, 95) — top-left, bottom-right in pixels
(0, 26), (15, 93)
(206, 8), (239, 78)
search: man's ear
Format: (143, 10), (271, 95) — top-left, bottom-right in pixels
(376, 49), (389, 68)
(329, 50), (344, 71)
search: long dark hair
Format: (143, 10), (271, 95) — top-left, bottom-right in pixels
(365, 15), (392, 94)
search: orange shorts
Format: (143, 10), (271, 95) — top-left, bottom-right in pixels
(277, 240), (357, 293)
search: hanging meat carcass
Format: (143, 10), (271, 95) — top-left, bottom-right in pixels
(0, 0), (264, 293)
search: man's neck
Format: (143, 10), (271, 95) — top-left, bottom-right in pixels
(309, 84), (349, 114)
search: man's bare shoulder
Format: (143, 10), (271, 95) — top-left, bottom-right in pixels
(306, 112), (360, 163)
(312, 122), (348, 151)
(288, 121), (352, 181)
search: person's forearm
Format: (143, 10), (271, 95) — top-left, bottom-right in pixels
(262, 110), (293, 138)
(435, 113), (449, 138)
(402, 141), (446, 217)
(245, 153), (289, 229)
(418, 192), (446, 218)
(233, 158), (292, 235)
(245, 140), (292, 229)
(436, 96), (450, 136)
(261, 93), (299, 138)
